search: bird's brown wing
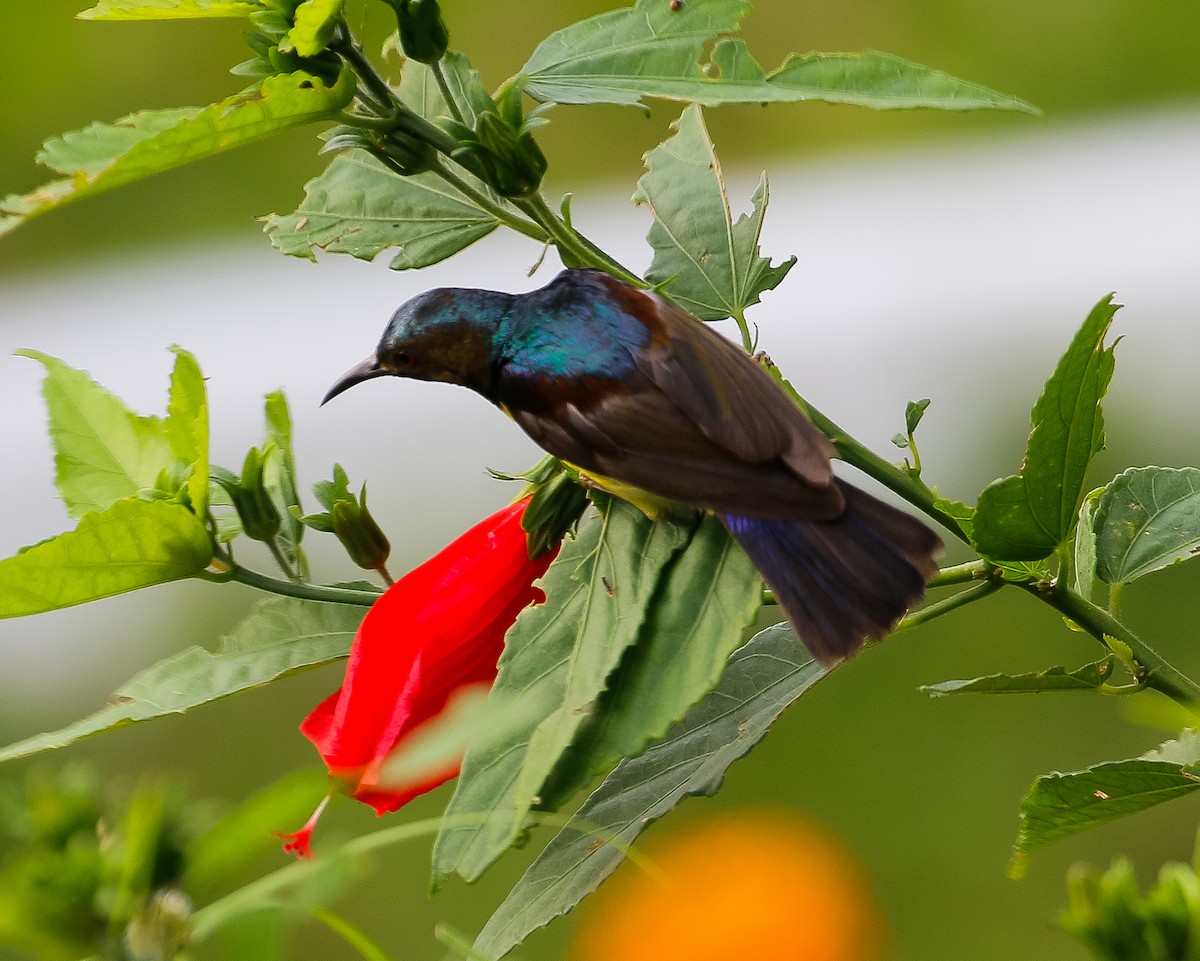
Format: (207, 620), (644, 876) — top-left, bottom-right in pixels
(507, 294), (844, 521)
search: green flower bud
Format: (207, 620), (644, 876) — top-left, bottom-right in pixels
(301, 465), (392, 573)
(331, 484), (391, 572)
(473, 110), (547, 198)
(213, 449), (281, 543)
(392, 0), (449, 64)
(519, 458), (588, 558)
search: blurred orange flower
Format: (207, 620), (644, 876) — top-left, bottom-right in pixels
(570, 809), (885, 961)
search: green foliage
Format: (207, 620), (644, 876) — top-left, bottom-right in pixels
(517, 0), (1038, 114)
(0, 598), (364, 762)
(1062, 853), (1200, 961)
(474, 622), (826, 958)
(78, 0), (265, 18)
(0, 71), (354, 237)
(432, 499), (692, 883)
(922, 657), (1118, 696)
(1095, 467), (1200, 584)
(6, 1), (1200, 957)
(265, 149), (504, 267)
(973, 296), (1119, 561)
(0, 499), (212, 618)
(633, 104), (795, 325)
(1011, 732), (1200, 879)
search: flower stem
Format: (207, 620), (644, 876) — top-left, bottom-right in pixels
(223, 564), (380, 607)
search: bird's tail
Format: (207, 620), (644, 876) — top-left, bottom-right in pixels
(723, 480), (943, 667)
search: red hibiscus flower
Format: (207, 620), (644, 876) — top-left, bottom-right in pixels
(280, 497), (557, 856)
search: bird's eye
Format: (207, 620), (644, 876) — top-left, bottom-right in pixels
(394, 351), (414, 367)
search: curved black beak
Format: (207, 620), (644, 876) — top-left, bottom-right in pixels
(322, 356), (392, 405)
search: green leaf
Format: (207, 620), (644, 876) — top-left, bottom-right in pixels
(78, 0), (264, 19)
(1, 70), (354, 237)
(905, 398), (932, 436)
(473, 623), (826, 958)
(281, 0), (343, 57)
(922, 657), (1117, 696)
(431, 500), (690, 885)
(518, 0), (1038, 115)
(165, 346), (210, 517)
(972, 295), (1120, 561)
(519, 0), (748, 108)
(398, 50), (495, 127)
(1094, 467), (1200, 584)
(0, 500), (212, 619)
(264, 149), (502, 269)
(17, 349), (176, 518)
(1010, 731), (1200, 878)
(0, 597), (364, 763)
(558, 516), (762, 786)
(633, 104), (795, 322)
(262, 391), (308, 579)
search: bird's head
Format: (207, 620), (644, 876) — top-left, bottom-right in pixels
(323, 287), (509, 405)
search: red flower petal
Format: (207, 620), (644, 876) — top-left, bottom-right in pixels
(300, 497), (558, 815)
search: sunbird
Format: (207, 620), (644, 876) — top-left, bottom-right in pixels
(325, 268), (943, 665)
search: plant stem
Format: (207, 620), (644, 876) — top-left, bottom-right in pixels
(431, 160), (549, 244)
(927, 560), (990, 587)
(223, 565), (380, 607)
(267, 539), (299, 582)
(433, 59), (466, 125)
(1031, 581), (1200, 710)
(893, 581), (1000, 634)
(516, 192), (642, 286)
(788, 390), (970, 542)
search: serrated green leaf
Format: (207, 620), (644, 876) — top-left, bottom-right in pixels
(560, 517), (761, 785)
(0, 596), (363, 763)
(262, 391), (308, 579)
(972, 295), (1120, 561)
(0, 500), (212, 619)
(431, 501), (690, 885)
(165, 346), (209, 517)
(264, 149), (503, 268)
(78, 0), (264, 19)
(922, 657), (1116, 696)
(519, 0), (748, 108)
(1, 70), (354, 237)
(17, 349), (177, 518)
(474, 622), (826, 958)
(1010, 731), (1200, 877)
(519, 0), (1037, 116)
(633, 104), (794, 322)
(1095, 467), (1200, 584)
(281, 0), (342, 57)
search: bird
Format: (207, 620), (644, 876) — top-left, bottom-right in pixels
(324, 267), (943, 666)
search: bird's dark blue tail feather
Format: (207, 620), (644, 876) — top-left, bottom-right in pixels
(723, 480), (942, 666)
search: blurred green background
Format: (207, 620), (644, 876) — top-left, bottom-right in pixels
(2, 2), (1200, 960)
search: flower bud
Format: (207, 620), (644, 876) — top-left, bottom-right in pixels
(213, 448), (281, 543)
(330, 484), (392, 573)
(392, 0), (449, 64)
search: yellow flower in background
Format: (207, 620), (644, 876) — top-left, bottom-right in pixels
(570, 809), (885, 961)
